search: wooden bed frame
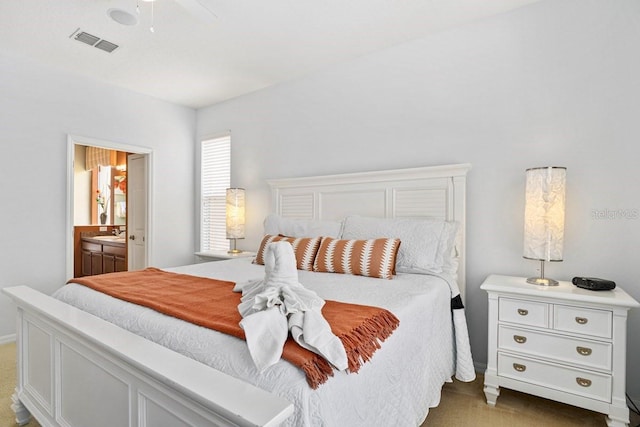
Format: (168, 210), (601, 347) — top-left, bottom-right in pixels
(4, 163), (470, 427)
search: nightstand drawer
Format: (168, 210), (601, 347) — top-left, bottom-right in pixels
(497, 353), (611, 402)
(554, 305), (612, 339)
(499, 298), (549, 328)
(498, 325), (612, 371)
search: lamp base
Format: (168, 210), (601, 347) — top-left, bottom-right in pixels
(227, 238), (243, 254)
(526, 277), (559, 286)
(525, 259), (560, 286)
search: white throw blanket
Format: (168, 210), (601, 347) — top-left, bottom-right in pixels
(235, 241), (348, 372)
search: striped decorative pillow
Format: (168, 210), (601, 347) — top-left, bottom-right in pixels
(254, 234), (321, 271)
(313, 237), (401, 280)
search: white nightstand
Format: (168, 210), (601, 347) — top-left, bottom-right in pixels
(481, 274), (639, 427)
(194, 250), (256, 263)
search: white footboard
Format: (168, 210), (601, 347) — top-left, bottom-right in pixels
(3, 286), (293, 427)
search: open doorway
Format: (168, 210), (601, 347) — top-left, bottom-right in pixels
(66, 135), (152, 279)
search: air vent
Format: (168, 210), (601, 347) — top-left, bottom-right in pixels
(75, 32), (100, 46)
(70, 29), (119, 53)
(95, 40), (119, 53)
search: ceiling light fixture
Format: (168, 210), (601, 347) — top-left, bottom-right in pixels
(107, 8), (138, 26)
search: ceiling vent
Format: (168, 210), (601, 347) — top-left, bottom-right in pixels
(70, 29), (119, 53)
(95, 40), (119, 53)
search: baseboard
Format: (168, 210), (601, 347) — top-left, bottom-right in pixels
(0, 334), (16, 345)
(629, 393), (640, 412)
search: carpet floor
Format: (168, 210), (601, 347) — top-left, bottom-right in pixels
(1, 342), (638, 427)
(0, 343), (39, 427)
(423, 375), (640, 427)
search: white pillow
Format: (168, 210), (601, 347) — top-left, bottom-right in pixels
(436, 220), (460, 277)
(340, 215), (459, 275)
(263, 214), (343, 238)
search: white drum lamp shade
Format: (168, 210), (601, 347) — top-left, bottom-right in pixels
(523, 167), (566, 286)
(226, 188), (245, 253)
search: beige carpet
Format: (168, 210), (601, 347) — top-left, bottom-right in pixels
(423, 375), (640, 427)
(1, 342), (638, 427)
(0, 343), (39, 427)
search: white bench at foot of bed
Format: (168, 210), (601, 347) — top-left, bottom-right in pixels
(4, 286), (293, 427)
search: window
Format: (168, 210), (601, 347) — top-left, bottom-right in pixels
(200, 134), (231, 251)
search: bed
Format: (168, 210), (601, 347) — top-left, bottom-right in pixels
(4, 163), (474, 427)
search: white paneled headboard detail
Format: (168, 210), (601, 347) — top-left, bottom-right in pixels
(267, 163), (471, 300)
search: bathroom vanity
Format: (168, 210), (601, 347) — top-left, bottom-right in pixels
(81, 235), (126, 276)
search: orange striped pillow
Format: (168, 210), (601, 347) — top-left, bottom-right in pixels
(313, 237), (401, 280)
(254, 235), (321, 271)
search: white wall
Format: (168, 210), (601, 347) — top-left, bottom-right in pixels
(0, 52), (197, 340)
(197, 0), (640, 397)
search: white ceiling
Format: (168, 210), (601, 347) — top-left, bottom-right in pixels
(0, 0), (541, 109)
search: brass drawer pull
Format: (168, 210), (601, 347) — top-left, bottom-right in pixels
(576, 346), (592, 356)
(576, 377), (592, 387)
(517, 309), (529, 316)
(513, 335), (527, 344)
(513, 363), (527, 372)
(575, 316), (588, 325)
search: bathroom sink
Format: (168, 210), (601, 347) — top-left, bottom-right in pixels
(92, 235), (126, 243)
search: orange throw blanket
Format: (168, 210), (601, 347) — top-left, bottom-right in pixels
(68, 268), (400, 388)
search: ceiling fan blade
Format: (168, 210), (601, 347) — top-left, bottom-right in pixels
(175, 0), (217, 24)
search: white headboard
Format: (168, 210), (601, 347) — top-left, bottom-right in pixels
(267, 163), (471, 301)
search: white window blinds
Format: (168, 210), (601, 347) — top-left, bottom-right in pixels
(200, 134), (231, 251)
(86, 146), (116, 170)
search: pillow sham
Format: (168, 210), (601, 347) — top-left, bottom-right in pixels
(435, 220), (460, 277)
(263, 214), (343, 238)
(340, 215), (458, 275)
(254, 234), (321, 271)
(313, 236), (401, 280)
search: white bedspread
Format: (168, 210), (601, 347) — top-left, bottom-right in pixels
(53, 258), (474, 426)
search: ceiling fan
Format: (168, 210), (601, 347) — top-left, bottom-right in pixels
(174, 0), (217, 24)
(108, 0), (217, 31)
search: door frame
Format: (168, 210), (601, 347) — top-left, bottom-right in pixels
(66, 134), (154, 279)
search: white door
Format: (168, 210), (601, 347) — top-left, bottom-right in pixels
(128, 154), (147, 270)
